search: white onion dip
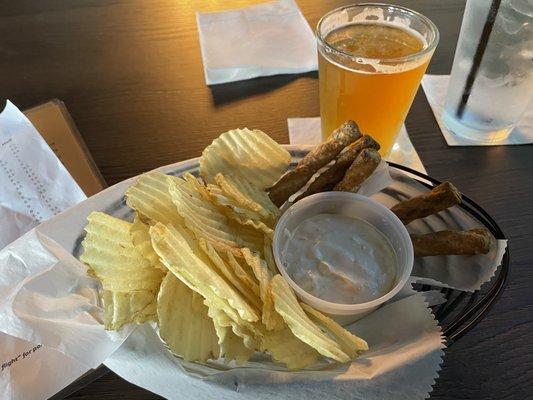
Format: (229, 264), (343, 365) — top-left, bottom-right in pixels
(281, 213), (397, 304)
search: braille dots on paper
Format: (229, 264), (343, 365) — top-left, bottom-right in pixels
(8, 141), (19, 156)
(0, 161), (18, 188)
(0, 159), (43, 221)
(14, 153), (56, 217)
(3, 142), (52, 222)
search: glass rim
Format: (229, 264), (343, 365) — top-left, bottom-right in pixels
(316, 2), (440, 65)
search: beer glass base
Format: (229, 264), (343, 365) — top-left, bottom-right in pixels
(442, 111), (513, 144)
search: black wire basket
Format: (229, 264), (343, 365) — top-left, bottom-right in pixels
(52, 161), (510, 399)
(388, 162), (510, 345)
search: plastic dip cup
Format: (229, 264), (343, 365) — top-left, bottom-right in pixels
(273, 192), (414, 325)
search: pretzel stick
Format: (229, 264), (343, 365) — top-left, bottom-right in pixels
(391, 182), (461, 225)
(333, 148), (381, 192)
(293, 135), (380, 202)
(268, 121), (361, 206)
(411, 228), (491, 257)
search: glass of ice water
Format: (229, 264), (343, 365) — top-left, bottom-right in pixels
(443, 0), (532, 143)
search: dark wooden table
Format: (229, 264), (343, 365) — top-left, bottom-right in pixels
(1, 1), (531, 399)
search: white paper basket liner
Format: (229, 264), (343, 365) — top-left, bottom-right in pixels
(104, 292), (445, 400)
(371, 170), (507, 292)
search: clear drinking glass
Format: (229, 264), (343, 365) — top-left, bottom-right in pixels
(442, 0), (533, 143)
(317, 3), (439, 155)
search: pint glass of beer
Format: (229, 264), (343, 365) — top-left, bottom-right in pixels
(317, 4), (439, 155)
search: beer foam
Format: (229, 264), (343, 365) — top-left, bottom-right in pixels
(319, 7), (434, 74)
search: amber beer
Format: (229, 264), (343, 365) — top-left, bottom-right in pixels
(317, 5), (439, 155)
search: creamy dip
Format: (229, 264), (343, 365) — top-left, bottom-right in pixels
(281, 213), (397, 304)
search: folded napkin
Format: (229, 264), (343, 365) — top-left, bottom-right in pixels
(196, 0), (317, 85)
(287, 117), (427, 174)
(421, 74), (533, 146)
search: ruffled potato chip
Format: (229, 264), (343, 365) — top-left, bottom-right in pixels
(301, 303), (368, 358)
(242, 249), (284, 331)
(168, 174), (243, 255)
(200, 239), (261, 311)
(261, 326), (319, 370)
(101, 290), (157, 330)
(125, 172), (183, 227)
(270, 275), (350, 363)
(157, 272), (220, 362)
(262, 280), (285, 331)
(169, 173), (265, 254)
(262, 236), (278, 276)
(80, 212), (164, 292)
(214, 173), (280, 220)
(200, 128), (291, 190)
(150, 223), (259, 324)
(80, 212), (164, 329)
(131, 214), (166, 271)
(207, 183), (274, 236)
(226, 252), (260, 296)
(208, 307), (255, 364)
(228, 218), (265, 252)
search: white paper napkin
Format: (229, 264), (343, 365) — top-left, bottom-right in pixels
(287, 117), (427, 174)
(0, 101), (123, 400)
(196, 0), (317, 85)
(421, 74), (533, 145)
(0, 231), (130, 367)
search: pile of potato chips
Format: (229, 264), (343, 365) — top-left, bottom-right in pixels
(80, 128), (368, 370)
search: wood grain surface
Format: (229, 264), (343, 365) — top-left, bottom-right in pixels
(1, 1), (531, 399)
